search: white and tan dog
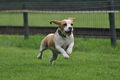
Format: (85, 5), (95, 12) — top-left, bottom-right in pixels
(37, 18), (75, 65)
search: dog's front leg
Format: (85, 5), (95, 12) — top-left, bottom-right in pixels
(66, 42), (74, 55)
(56, 45), (69, 59)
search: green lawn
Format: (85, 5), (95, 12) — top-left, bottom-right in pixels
(0, 12), (119, 27)
(0, 35), (120, 80)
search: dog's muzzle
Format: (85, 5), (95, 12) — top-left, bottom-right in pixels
(65, 27), (73, 35)
(65, 31), (72, 35)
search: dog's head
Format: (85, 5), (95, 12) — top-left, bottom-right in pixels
(50, 18), (75, 36)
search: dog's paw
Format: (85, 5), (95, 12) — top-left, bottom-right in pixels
(64, 54), (69, 59)
(37, 54), (42, 59)
(66, 51), (72, 55)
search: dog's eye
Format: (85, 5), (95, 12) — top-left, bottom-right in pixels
(71, 24), (73, 26)
(63, 24), (67, 26)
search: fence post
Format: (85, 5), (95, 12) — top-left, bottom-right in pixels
(108, 0), (116, 47)
(23, 2), (29, 40)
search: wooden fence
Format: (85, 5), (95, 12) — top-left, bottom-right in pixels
(0, 26), (120, 39)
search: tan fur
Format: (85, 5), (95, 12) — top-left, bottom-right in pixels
(37, 18), (75, 65)
(42, 18), (75, 48)
(42, 34), (55, 48)
(66, 18), (75, 22)
(50, 18), (75, 31)
(59, 20), (67, 31)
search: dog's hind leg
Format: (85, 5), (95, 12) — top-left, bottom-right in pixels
(37, 45), (47, 59)
(50, 52), (58, 65)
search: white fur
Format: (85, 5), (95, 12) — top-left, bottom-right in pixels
(64, 20), (73, 34)
(54, 32), (74, 58)
(37, 18), (75, 65)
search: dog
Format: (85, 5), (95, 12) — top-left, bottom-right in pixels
(37, 18), (75, 65)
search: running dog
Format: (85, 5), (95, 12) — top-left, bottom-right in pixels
(37, 18), (75, 65)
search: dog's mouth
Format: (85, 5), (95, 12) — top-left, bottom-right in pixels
(65, 31), (72, 35)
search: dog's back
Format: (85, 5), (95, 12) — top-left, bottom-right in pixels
(41, 34), (55, 48)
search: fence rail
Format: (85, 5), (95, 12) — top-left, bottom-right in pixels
(0, 10), (120, 13)
(0, 26), (120, 39)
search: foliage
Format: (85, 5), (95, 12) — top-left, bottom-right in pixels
(0, 35), (120, 54)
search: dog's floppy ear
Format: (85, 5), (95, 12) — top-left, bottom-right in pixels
(50, 20), (61, 25)
(67, 18), (75, 22)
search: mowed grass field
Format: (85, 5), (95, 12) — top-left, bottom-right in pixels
(0, 35), (120, 80)
(0, 12), (120, 27)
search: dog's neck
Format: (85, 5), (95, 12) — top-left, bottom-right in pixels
(58, 29), (66, 38)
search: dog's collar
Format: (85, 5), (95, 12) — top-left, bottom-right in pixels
(58, 30), (66, 38)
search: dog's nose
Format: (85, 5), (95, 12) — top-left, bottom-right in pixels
(69, 27), (72, 30)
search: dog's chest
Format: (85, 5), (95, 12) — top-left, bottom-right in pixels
(49, 33), (73, 54)
(50, 38), (71, 54)
(55, 35), (73, 49)
(61, 38), (71, 48)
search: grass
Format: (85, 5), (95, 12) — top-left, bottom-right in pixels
(0, 12), (119, 27)
(0, 35), (120, 80)
(0, 35), (120, 54)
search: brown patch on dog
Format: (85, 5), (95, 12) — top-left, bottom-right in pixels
(42, 34), (55, 48)
(50, 20), (61, 25)
(50, 18), (75, 33)
(59, 20), (67, 31)
(66, 18), (75, 22)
